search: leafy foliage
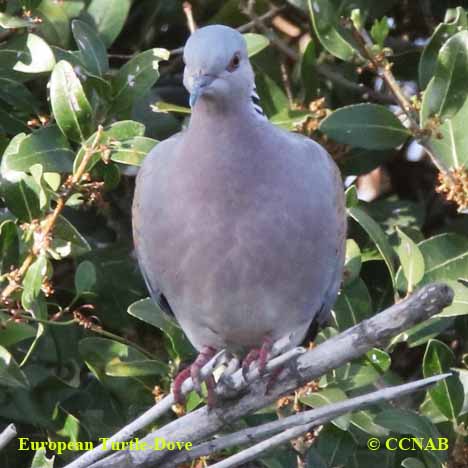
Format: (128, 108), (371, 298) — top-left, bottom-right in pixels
(0, 1), (467, 467)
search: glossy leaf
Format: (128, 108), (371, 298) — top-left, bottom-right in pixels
(72, 19), (109, 76)
(423, 339), (464, 420)
(74, 260), (97, 295)
(73, 120), (146, 173)
(111, 48), (170, 114)
(1, 177), (41, 222)
(401, 459), (426, 468)
(30, 448), (55, 468)
(0, 312), (36, 347)
(300, 387), (350, 430)
(308, 0), (356, 61)
(424, 93), (468, 169)
(331, 278), (372, 331)
(87, 0), (132, 47)
(421, 31), (468, 122)
(244, 33), (270, 57)
(350, 410), (389, 437)
(0, 220), (18, 275)
(0, 33), (55, 74)
(48, 215), (91, 258)
(348, 206), (398, 288)
(0, 126), (73, 179)
(50, 60), (93, 142)
(105, 359), (167, 377)
(109, 136), (157, 166)
(0, 12), (30, 28)
(22, 254), (48, 310)
(370, 17), (389, 48)
(395, 227), (425, 292)
(419, 7), (467, 89)
(320, 104), (410, 150)
(316, 425), (355, 466)
(0, 344), (29, 389)
(35, 0), (71, 48)
(344, 239), (361, 285)
(128, 298), (195, 359)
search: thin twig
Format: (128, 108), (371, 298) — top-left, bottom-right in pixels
(0, 424), (17, 451)
(1, 127), (104, 303)
(182, 2), (197, 33)
(205, 374), (451, 468)
(169, 6), (285, 56)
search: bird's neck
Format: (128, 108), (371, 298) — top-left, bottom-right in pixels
(187, 96), (262, 135)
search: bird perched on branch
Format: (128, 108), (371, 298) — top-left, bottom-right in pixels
(132, 24), (346, 406)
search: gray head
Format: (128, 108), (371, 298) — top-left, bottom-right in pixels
(183, 25), (255, 109)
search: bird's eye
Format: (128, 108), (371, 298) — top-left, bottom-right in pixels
(227, 53), (241, 72)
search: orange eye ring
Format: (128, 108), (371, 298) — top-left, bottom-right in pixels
(227, 52), (241, 72)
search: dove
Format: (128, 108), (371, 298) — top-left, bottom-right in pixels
(132, 24), (346, 405)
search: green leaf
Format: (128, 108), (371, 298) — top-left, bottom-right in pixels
(308, 0), (356, 61)
(424, 90), (468, 170)
(105, 359), (167, 377)
(50, 60), (93, 143)
(73, 120), (146, 173)
(30, 448), (55, 468)
(49, 215), (91, 258)
(0, 33), (55, 74)
(421, 31), (468, 123)
(111, 48), (169, 114)
(87, 0), (132, 47)
(419, 7), (467, 89)
(0, 312), (36, 347)
(300, 387), (350, 430)
(321, 104), (410, 150)
(0, 220), (18, 275)
(79, 337), (156, 388)
(151, 101), (191, 115)
(0, 12), (30, 28)
(0, 344), (30, 389)
(423, 339), (464, 420)
(71, 20), (109, 76)
(316, 425), (355, 466)
(331, 278), (372, 331)
(244, 33), (270, 57)
(395, 227), (425, 292)
(22, 254), (48, 310)
(345, 185), (359, 208)
(414, 234), (468, 317)
(301, 40), (319, 102)
(0, 77), (39, 113)
(0, 177), (41, 222)
(1, 126), (73, 179)
(341, 148), (394, 176)
(375, 409), (441, 439)
(35, 0), (71, 49)
(109, 136), (157, 167)
(344, 239), (361, 285)
(401, 459), (426, 468)
(255, 73), (289, 118)
(348, 206), (398, 288)
(128, 298), (195, 360)
(320, 350), (389, 391)
(370, 17), (389, 48)
(74, 260), (97, 295)
(350, 410), (389, 437)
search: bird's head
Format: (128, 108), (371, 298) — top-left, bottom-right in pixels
(183, 25), (254, 109)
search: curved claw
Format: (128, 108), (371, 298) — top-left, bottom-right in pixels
(172, 345), (217, 405)
(241, 348), (259, 380)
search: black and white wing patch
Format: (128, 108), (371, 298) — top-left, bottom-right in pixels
(251, 87), (267, 119)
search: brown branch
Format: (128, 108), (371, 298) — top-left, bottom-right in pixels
(1, 126), (104, 303)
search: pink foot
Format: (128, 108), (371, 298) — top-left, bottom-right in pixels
(242, 335), (274, 379)
(172, 345), (217, 406)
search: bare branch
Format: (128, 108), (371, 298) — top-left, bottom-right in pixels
(81, 282), (453, 468)
(206, 374), (451, 468)
(0, 424), (17, 451)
